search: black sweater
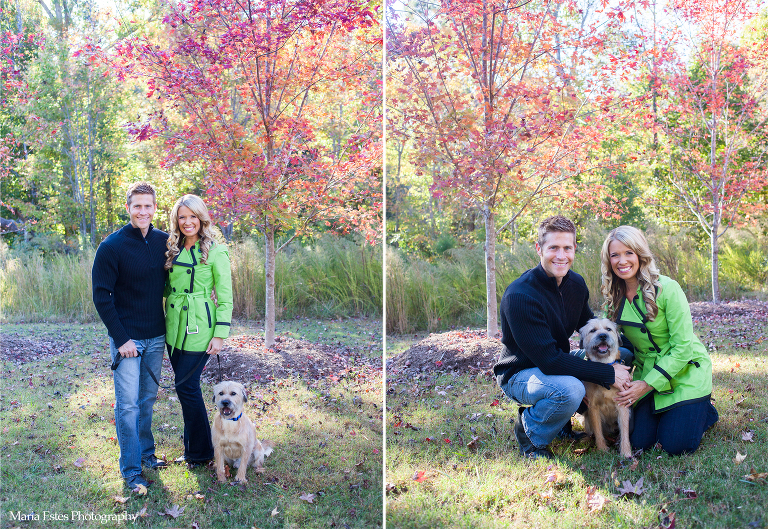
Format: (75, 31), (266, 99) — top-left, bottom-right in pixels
(92, 223), (168, 348)
(493, 264), (615, 388)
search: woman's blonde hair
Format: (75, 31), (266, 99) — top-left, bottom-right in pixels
(600, 225), (661, 321)
(165, 194), (219, 269)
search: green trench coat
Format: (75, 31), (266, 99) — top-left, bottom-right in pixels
(165, 242), (233, 354)
(615, 275), (713, 414)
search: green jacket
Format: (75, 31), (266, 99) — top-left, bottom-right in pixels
(165, 242), (233, 354)
(615, 275), (712, 413)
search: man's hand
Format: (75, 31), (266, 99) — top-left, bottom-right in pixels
(206, 337), (223, 355)
(118, 340), (139, 358)
(611, 363), (632, 390)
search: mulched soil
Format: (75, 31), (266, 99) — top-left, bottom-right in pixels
(386, 329), (503, 377)
(387, 300), (768, 378)
(689, 299), (768, 319)
(0, 332), (381, 386)
(0, 334), (72, 364)
(200, 334), (381, 385)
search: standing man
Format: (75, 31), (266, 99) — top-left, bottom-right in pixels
(493, 215), (632, 459)
(92, 182), (169, 489)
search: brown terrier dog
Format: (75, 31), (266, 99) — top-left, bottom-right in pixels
(579, 318), (632, 458)
(212, 381), (274, 483)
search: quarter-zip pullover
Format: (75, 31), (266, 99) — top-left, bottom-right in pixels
(92, 223), (169, 348)
(494, 264), (616, 388)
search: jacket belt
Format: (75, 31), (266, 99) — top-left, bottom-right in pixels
(167, 289), (212, 339)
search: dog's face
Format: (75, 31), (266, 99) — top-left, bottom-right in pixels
(579, 318), (622, 363)
(212, 381), (248, 418)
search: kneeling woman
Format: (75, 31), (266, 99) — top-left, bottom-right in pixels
(600, 226), (718, 455)
(165, 195), (233, 466)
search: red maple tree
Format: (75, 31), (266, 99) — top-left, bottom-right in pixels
(647, 0), (768, 302)
(111, 0), (382, 346)
(387, 0), (645, 336)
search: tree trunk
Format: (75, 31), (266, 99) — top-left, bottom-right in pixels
(484, 204), (498, 337)
(264, 220), (277, 347)
(711, 225), (721, 304)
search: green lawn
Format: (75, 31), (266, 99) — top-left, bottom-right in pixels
(385, 311), (768, 528)
(0, 318), (383, 528)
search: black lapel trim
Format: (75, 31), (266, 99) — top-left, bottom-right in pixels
(189, 246), (197, 293)
(632, 297), (663, 355)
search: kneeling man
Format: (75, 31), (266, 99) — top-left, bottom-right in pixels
(493, 215), (631, 459)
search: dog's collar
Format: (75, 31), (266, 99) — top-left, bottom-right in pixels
(225, 412), (243, 421)
(586, 358), (622, 366)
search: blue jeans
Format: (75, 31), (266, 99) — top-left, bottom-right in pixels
(168, 348), (214, 462)
(501, 367), (585, 448)
(500, 348), (633, 448)
(109, 335), (164, 479)
(630, 395), (719, 455)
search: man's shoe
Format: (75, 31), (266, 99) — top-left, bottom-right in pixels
(557, 420), (588, 442)
(142, 455), (168, 470)
(514, 408), (554, 460)
(125, 474), (151, 490)
(174, 455), (209, 469)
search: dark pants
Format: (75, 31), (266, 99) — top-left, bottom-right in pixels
(630, 395), (719, 455)
(168, 347), (214, 462)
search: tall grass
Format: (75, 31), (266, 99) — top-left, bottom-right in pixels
(386, 226), (768, 333)
(0, 236), (382, 323)
(0, 243), (97, 322)
(231, 235), (383, 320)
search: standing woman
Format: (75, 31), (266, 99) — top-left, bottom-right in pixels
(600, 226), (718, 455)
(165, 194), (233, 466)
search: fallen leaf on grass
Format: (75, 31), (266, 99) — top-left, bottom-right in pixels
(744, 468), (768, 484)
(585, 486), (609, 512)
(490, 399), (499, 406)
(113, 496), (129, 504)
(742, 430), (754, 442)
(271, 506), (280, 517)
(573, 447), (589, 455)
(467, 436), (480, 451)
(73, 457), (85, 468)
(674, 488), (698, 499)
(132, 484), (148, 496)
(159, 505), (184, 519)
(659, 507), (676, 529)
(412, 470), (437, 483)
(734, 452), (747, 465)
(299, 493), (316, 504)
(616, 477), (645, 498)
(135, 507), (148, 518)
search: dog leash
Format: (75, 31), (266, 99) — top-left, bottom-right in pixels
(111, 350), (221, 389)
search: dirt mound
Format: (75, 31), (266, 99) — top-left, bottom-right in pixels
(0, 334), (72, 364)
(200, 333), (381, 385)
(387, 329), (503, 376)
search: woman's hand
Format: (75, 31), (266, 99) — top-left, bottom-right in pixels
(206, 337), (223, 355)
(616, 380), (652, 408)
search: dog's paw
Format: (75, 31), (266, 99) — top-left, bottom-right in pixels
(233, 477), (248, 484)
(254, 467), (267, 473)
(216, 472), (227, 482)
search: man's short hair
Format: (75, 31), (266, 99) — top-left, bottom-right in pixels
(537, 215), (577, 247)
(126, 182), (156, 206)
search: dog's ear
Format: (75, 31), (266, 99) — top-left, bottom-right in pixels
(212, 393), (217, 404)
(242, 389), (248, 402)
(578, 324), (587, 349)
